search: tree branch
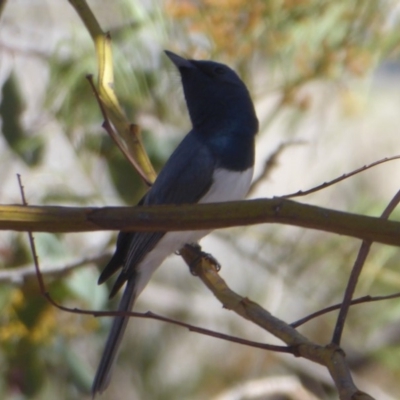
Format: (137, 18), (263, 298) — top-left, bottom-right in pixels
(179, 244), (375, 400)
(1, 199), (400, 248)
(332, 189), (400, 345)
(282, 155), (400, 198)
(290, 292), (400, 328)
(68, 0), (156, 185)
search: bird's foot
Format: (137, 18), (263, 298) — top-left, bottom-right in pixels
(177, 243), (221, 275)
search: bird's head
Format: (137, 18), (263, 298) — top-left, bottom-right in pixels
(165, 51), (258, 135)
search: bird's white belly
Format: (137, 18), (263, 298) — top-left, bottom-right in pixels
(134, 167), (253, 295)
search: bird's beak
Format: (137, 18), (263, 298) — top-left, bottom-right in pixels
(165, 50), (193, 69)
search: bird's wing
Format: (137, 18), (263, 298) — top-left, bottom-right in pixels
(92, 133), (216, 396)
(98, 131), (216, 297)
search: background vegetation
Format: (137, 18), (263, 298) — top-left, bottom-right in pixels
(1, 0), (400, 399)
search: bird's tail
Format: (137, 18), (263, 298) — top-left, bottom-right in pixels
(91, 279), (137, 397)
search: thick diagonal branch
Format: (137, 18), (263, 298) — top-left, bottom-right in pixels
(179, 244), (374, 400)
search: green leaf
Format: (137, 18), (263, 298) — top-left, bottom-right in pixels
(0, 72), (44, 166)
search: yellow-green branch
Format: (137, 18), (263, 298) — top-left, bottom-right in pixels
(68, 0), (156, 184)
(1, 199), (400, 248)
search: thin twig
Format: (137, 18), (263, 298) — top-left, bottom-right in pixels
(52, 302), (294, 353)
(38, 280), (293, 353)
(291, 292), (400, 328)
(332, 189), (400, 345)
(282, 155), (400, 198)
(17, 174), (46, 295)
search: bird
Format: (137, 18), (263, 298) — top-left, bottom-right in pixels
(92, 50), (259, 396)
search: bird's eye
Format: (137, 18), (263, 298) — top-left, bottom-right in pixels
(214, 66), (226, 75)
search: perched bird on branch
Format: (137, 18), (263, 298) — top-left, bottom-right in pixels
(92, 50), (258, 396)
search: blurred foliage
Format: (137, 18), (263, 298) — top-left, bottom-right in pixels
(0, 72), (44, 166)
(1, 0), (400, 399)
(166, 0), (396, 92)
(0, 278), (98, 398)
